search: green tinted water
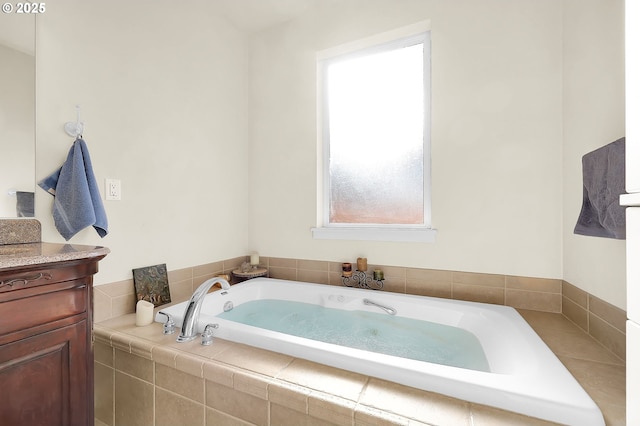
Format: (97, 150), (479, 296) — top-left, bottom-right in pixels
(217, 299), (490, 372)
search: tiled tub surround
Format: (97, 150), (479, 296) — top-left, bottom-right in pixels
(94, 256), (627, 361)
(94, 309), (625, 426)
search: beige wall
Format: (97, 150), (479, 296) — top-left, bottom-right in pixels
(34, 0), (250, 285)
(31, 0), (626, 310)
(562, 0), (626, 309)
(248, 0), (564, 280)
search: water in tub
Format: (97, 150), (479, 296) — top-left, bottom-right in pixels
(217, 299), (490, 372)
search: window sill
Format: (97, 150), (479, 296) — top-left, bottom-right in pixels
(311, 227), (437, 243)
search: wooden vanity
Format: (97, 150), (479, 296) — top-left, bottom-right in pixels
(0, 239), (109, 426)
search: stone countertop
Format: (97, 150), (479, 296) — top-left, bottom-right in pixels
(0, 242), (110, 270)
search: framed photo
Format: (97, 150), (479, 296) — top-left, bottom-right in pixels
(132, 263), (171, 307)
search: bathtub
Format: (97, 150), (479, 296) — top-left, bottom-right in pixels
(156, 277), (604, 426)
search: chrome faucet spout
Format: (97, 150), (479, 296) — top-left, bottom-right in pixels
(177, 277), (230, 342)
(363, 298), (397, 315)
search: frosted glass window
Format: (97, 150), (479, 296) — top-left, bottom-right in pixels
(323, 33), (429, 226)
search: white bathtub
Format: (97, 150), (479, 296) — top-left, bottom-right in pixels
(156, 277), (604, 426)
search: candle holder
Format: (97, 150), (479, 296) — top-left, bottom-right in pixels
(342, 269), (384, 290)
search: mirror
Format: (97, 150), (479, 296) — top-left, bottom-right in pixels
(0, 15), (35, 217)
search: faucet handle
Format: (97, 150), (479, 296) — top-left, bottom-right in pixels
(201, 323), (219, 346)
(158, 312), (176, 335)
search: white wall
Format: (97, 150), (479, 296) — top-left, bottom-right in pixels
(248, 0), (564, 279)
(562, 0), (626, 309)
(35, 0), (250, 285)
(30, 0), (626, 309)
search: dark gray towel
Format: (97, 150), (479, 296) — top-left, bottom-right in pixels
(574, 137), (626, 239)
(15, 191), (34, 217)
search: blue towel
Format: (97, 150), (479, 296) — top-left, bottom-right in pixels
(38, 139), (108, 240)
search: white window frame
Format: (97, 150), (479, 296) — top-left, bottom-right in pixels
(312, 21), (436, 243)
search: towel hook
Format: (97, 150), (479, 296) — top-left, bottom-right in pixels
(64, 105), (84, 138)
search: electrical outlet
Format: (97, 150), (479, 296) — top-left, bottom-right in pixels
(105, 178), (121, 201)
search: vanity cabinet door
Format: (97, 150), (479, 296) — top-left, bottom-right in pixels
(0, 320), (88, 426)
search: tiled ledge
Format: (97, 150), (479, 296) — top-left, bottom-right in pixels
(94, 315), (566, 426)
(93, 256), (625, 361)
(562, 281), (626, 361)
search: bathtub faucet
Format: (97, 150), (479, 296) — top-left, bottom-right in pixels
(363, 298), (397, 315)
(177, 277), (231, 343)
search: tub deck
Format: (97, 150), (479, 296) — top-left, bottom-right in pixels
(153, 278), (616, 425)
(95, 306), (624, 426)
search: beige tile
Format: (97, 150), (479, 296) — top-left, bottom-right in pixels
(588, 295), (626, 333)
(307, 391), (356, 426)
(452, 271), (504, 288)
(559, 357), (626, 417)
(406, 268), (451, 284)
(534, 327), (624, 365)
(373, 265), (406, 279)
(94, 418), (110, 426)
(268, 380), (310, 414)
(112, 293), (136, 317)
(269, 257), (297, 268)
(156, 363), (205, 403)
(156, 388), (205, 426)
(298, 259), (329, 272)
(330, 261), (348, 274)
(233, 369), (269, 400)
(175, 352), (205, 378)
(329, 271), (348, 286)
(202, 359), (234, 388)
(193, 261), (224, 279)
(224, 256), (247, 272)
(270, 403), (335, 426)
(406, 278), (451, 299)
(94, 362), (114, 426)
(93, 288), (112, 323)
(168, 267), (192, 283)
(99, 279), (135, 297)
(215, 342), (294, 377)
(115, 349), (154, 382)
(470, 404), (559, 425)
(152, 345), (177, 368)
(562, 296), (589, 331)
(206, 407), (253, 426)
(277, 359), (367, 402)
(115, 372), (154, 426)
(269, 266), (297, 281)
(588, 313), (626, 362)
(505, 289), (561, 313)
(98, 313), (138, 331)
(379, 276), (405, 294)
(110, 332), (132, 353)
(562, 281), (587, 308)
(94, 341), (114, 367)
(359, 378), (470, 425)
(130, 337), (155, 360)
(205, 380), (268, 426)
(354, 404), (412, 426)
(452, 283), (504, 305)
(517, 310), (582, 335)
(298, 269), (329, 284)
(505, 276), (561, 293)
(169, 279), (194, 304)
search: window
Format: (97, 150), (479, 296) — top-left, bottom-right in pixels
(313, 25), (435, 242)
